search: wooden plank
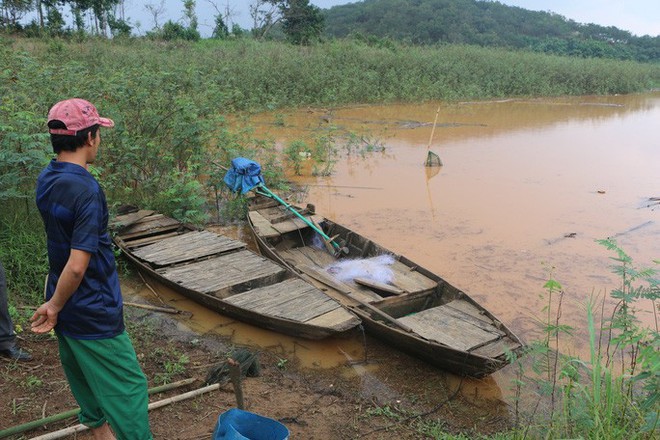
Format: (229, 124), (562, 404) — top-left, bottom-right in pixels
(110, 210), (155, 230)
(157, 250), (285, 296)
(248, 211), (280, 238)
(119, 215), (182, 240)
(279, 247), (335, 269)
(445, 299), (493, 324)
(470, 337), (522, 358)
(257, 206), (287, 221)
(279, 249), (310, 267)
(132, 231), (245, 266)
(270, 207), (311, 224)
(306, 307), (358, 328)
(354, 277), (404, 295)
(225, 279), (339, 322)
(271, 215), (325, 235)
(124, 231), (183, 248)
(389, 260), (437, 294)
(296, 247), (336, 268)
(398, 305), (501, 351)
(437, 302), (505, 336)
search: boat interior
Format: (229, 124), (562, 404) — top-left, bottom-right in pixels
(112, 211), (359, 333)
(249, 202), (522, 357)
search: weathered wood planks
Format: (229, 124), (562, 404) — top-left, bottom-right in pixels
(156, 250), (286, 296)
(132, 231), (245, 266)
(225, 278), (341, 322)
(119, 214), (182, 240)
(398, 304), (503, 351)
(248, 211), (280, 238)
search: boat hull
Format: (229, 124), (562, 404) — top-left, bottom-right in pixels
(112, 210), (360, 340)
(247, 196), (525, 377)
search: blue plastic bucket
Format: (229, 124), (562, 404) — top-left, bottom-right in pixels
(212, 408), (289, 440)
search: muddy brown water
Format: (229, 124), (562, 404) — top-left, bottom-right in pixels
(127, 93), (658, 412)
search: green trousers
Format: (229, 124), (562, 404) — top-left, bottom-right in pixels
(58, 331), (152, 440)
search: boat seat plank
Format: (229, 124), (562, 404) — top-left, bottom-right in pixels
(157, 250), (286, 296)
(306, 307), (358, 329)
(280, 247), (336, 269)
(110, 210), (155, 230)
(271, 215), (326, 235)
(470, 337), (521, 358)
(444, 299), (493, 324)
(257, 206), (288, 220)
(248, 211), (280, 238)
(132, 231), (245, 266)
(225, 279), (340, 322)
(354, 277), (405, 295)
(389, 261), (437, 294)
(398, 304), (502, 351)
(124, 231), (183, 248)
(119, 214), (179, 235)
(440, 300), (505, 335)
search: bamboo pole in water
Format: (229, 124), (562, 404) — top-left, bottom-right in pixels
(425, 105), (443, 167)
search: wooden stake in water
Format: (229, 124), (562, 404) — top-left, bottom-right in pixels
(425, 105), (443, 167)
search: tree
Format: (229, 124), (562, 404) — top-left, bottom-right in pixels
(0, 0), (33, 29)
(212, 14), (228, 38)
(280, 0), (324, 45)
(249, 0), (282, 39)
(145, 0), (165, 29)
(182, 0), (197, 31)
(207, 0), (235, 39)
(108, 14), (131, 37)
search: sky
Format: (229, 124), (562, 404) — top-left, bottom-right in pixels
(47, 1), (660, 38)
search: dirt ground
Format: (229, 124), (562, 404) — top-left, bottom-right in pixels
(1, 297), (514, 440)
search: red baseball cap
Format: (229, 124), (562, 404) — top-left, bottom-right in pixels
(47, 98), (115, 136)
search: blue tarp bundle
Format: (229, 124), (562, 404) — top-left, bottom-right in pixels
(223, 157), (265, 194)
(212, 408), (289, 440)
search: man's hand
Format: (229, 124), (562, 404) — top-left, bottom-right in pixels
(31, 248), (91, 334)
(31, 301), (61, 334)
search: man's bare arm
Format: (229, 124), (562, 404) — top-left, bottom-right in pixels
(31, 249), (92, 334)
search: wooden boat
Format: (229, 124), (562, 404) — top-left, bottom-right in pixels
(111, 209), (360, 340)
(247, 196), (525, 377)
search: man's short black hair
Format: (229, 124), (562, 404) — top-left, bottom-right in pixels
(48, 120), (99, 154)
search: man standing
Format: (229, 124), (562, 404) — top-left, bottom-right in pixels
(0, 259), (32, 361)
(32, 98), (152, 440)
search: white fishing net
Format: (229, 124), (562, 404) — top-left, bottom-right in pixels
(325, 254), (396, 284)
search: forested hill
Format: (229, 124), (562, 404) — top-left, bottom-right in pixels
(323, 0), (659, 63)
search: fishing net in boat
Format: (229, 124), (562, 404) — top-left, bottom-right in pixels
(325, 255), (396, 284)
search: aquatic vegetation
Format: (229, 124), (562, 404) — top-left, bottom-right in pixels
(510, 240), (659, 439)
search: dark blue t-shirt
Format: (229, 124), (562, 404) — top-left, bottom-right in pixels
(36, 160), (124, 339)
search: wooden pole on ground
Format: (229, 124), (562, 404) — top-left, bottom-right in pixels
(228, 358), (245, 409)
(0, 379), (197, 440)
(27, 383), (220, 440)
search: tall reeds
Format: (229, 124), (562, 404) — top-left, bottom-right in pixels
(512, 239), (659, 439)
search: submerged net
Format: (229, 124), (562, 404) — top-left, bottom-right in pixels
(425, 151), (443, 167)
(325, 255), (396, 284)
(204, 348), (261, 385)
